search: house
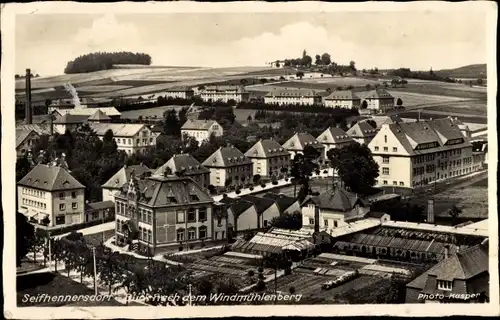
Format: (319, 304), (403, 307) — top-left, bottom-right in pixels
(282, 132), (325, 160)
(347, 121), (378, 145)
(16, 123), (52, 136)
(114, 171), (217, 254)
(244, 139), (291, 178)
(301, 186), (370, 231)
(364, 211), (391, 224)
(219, 197), (258, 235)
(361, 88), (394, 113)
(263, 193), (301, 214)
(163, 87), (194, 100)
(316, 127), (355, 158)
(52, 106), (122, 120)
(87, 109), (112, 123)
(367, 118), (475, 188)
(201, 146), (253, 187)
(269, 60), (286, 68)
(406, 242), (489, 303)
(181, 119), (223, 145)
(52, 114), (90, 134)
(17, 162), (85, 227)
(241, 195), (281, 229)
(264, 89), (322, 106)
(152, 153), (210, 190)
(200, 85), (249, 103)
(16, 129), (40, 158)
(323, 90), (361, 109)
(101, 164), (151, 202)
(84, 200), (115, 223)
(88, 123), (156, 155)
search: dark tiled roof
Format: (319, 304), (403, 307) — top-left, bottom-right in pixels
(282, 132), (324, 151)
(317, 127), (353, 144)
(203, 85), (247, 93)
(229, 199), (255, 217)
(324, 90), (360, 101)
(102, 165), (151, 189)
(16, 124), (51, 135)
(181, 119), (218, 131)
(87, 109), (111, 121)
(365, 211), (387, 218)
(16, 129), (38, 148)
(263, 193), (298, 213)
(245, 139), (290, 158)
(347, 121), (378, 138)
(302, 188), (366, 212)
(153, 154), (209, 177)
(18, 164), (85, 191)
(86, 201), (115, 210)
(265, 88), (320, 97)
(364, 88), (394, 99)
(240, 195), (276, 214)
(53, 114), (90, 124)
(202, 146), (252, 168)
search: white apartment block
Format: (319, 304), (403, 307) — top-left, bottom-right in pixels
(88, 123), (156, 155)
(368, 118), (476, 189)
(323, 90), (361, 109)
(361, 88), (395, 113)
(264, 89), (322, 106)
(181, 119), (223, 145)
(200, 85), (249, 103)
(316, 127), (355, 158)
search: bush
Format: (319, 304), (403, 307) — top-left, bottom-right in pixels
(315, 169), (320, 175)
(249, 186), (254, 191)
(260, 183), (266, 188)
(179, 246), (183, 252)
(248, 270), (255, 277)
(272, 180), (278, 185)
(256, 280), (266, 291)
(235, 189), (241, 195)
(284, 178), (289, 182)
(257, 266), (263, 273)
(258, 273), (265, 280)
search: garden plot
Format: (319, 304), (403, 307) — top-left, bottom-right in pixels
(434, 184), (488, 219)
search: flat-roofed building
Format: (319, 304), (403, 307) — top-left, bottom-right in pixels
(200, 85), (249, 103)
(88, 123), (156, 155)
(324, 90), (361, 109)
(181, 119), (223, 145)
(202, 146), (253, 187)
(244, 139), (291, 178)
(264, 88), (322, 106)
(368, 118), (475, 189)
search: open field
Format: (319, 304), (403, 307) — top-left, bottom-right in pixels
(388, 83), (487, 101)
(387, 91), (466, 106)
(396, 111), (487, 124)
(73, 85), (133, 92)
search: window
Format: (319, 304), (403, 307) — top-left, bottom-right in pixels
(187, 208), (196, 222)
(176, 210), (185, 223)
(176, 229), (185, 241)
(55, 215), (65, 225)
(399, 182), (404, 186)
(198, 207), (207, 221)
(382, 156), (390, 164)
(393, 181), (397, 186)
(263, 220), (269, 228)
(382, 167), (390, 175)
(72, 203), (78, 209)
(71, 191), (77, 198)
(334, 220), (338, 227)
(383, 147), (388, 152)
(199, 226), (207, 239)
(384, 135), (387, 143)
(59, 192), (65, 200)
(190, 194), (200, 202)
(136, 139), (140, 144)
(59, 204), (66, 211)
(188, 228), (196, 240)
(374, 146), (379, 151)
(393, 147), (398, 152)
(324, 219), (328, 227)
(128, 139), (131, 144)
(217, 217), (223, 227)
(309, 218), (314, 225)
(383, 180), (388, 185)
(437, 280), (453, 291)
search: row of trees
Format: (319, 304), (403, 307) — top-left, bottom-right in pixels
(388, 68), (456, 83)
(279, 50), (356, 74)
(64, 52), (152, 74)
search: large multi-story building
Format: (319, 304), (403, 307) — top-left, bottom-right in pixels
(347, 121), (378, 145)
(101, 164), (151, 202)
(202, 146), (253, 187)
(200, 85), (249, 103)
(282, 132), (325, 160)
(163, 87), (195, 100)
(114, 172), (215, 254)
(152, 153), (210, 190)
(181, 119), (223, 145)
(16, 129), (40, 158)
(323, 90), (361, 109)
(316, 127), (355, 158)
(17, 162), (85, 227)
(264, 89), (322, 106)
(368, 118), (475, 189)
(244, 139), (291, 178)
(88, 123), (156, 155)
(361, 88), (394, 113)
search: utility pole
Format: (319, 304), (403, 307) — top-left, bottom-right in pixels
(188, 284), (193, 306)
(92, 246), (98, 296)
(48, 231), (52, 271)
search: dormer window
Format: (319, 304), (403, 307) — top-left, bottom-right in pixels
(437, 280), (453, 291)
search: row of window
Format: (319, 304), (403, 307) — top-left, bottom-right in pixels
(227, 166), (251, 174)
(308, 218), (340, 228)
(116, 202), (154, 224)
(59, 203), (78, 211)
(176, 226), (208, 241)
(138, 227), (153, 243)
(22, 188), (47, 198)
(176, 207), (207, 224)
(59, 191), (78, 200)
(374, 146), (398, 152)
(115, 137), (153, 145)
(22, 198), (47, 210)
(377, 180), (405, 186)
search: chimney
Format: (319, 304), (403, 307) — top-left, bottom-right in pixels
(427, 199), (435, 223)
(25, 69), (33, 124)
(444, 245), (449, 259)
(314, 205), (320, 233)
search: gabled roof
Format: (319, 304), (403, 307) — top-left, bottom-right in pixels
(88, 123), (147, 137)
(365, 211), (388, 219)
(18, 164), (85, 191)
(364, 88), (394, 99)
(86, 200), (115, 211)
(317, 127), (353, 144)
(202, 146), (252, 168)
(407, 243), (489, 295)
(165, 86), (194, 92)
(181, 119), (219, 131)
(16, 129), (39, 148)
(245, 139), (290, 158)
(53, 114), (90, 124)
(240, 195), (276, 214)
(152, 154), (209, 177)
(203, 85), (247, 93)
(324, 90), (360, 101)
(302, 188), (366, 212)
(88, 109), (111, 121)
(282, 132), (324, 151)
(69, 107), (121, 117)
(265, 88), (320, 98)
(347, 121), (378, 138)
(228, 199), (255, 217)
(16, 124), (51, 135)
(102, 164), (151, 189)
(116, 175), (213, 207)
(263, 193), (298, 213)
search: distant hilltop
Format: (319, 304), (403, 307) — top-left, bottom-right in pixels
(434, 64), (486, 79)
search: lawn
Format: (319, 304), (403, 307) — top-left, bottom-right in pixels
(83, 229), (116, 247)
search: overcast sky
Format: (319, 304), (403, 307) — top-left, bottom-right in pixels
(15, 11), (487, 76)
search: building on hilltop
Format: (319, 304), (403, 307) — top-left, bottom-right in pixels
(88, 123), (156, 155)
(152, 153), (210, 190)
(323, 90), (361, 109)
(17, 160), (85, 227)
(361, 88), (394, 113)
(202, 146), (253, 188)
(316, 127), (355, 158)
(180, 119), (223, 145)
(200, 85), (249, 103)
(101, 164), (151, 202)
(368, 117), (476, 189)
(406, 241), (489, 303)
(263, 88), (323, 106)
(282, 132), (325, 160)
(347, 121), (378, 145)
(244, 138), (291, 178)
(114, 171), (216, 254)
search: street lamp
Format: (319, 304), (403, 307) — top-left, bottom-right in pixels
(92, 246), (98, 296)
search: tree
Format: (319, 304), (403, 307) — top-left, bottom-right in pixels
(163, 109), (181, 136)
(252, 174), (262, 185)
(396, 98), (403, 106)
(382, 81), (389, 88)
(16, 212), (35, 267)
(240, 79), (248, 85)
(327, 143), (379, 194)
(401, 79), (408, 87)
(269, 211), (302, 230)
(315, 54), (322, 65)
(360, 100), (368, 109)
(64, 52), (152, 74)
(476, 78), (483, 85)
(365, 84), (372, 91)
(349, 61), (356, 71)
(448, 205), (462, 225)
(321, 53), (331, 66)
(290, 152), (317, 201)
(296, 71), (305, 80)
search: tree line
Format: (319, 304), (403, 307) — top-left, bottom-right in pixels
(64, 52), (152, 74)
(278, 50), (357, 75)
